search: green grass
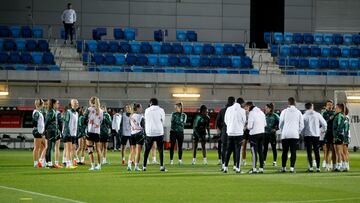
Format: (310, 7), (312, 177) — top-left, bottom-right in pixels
(0, 149), (359, 203)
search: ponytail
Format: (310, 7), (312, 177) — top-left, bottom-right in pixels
(90, 96), (101, 115)
(176, 102), (183, 113)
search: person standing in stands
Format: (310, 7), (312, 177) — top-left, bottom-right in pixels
(302, 102), (327, 172)
(169, 102), (187, 165)
(111, 109), (122, 151)
(76, 107), (87, 165)
(223, 98), (246, 173)
(263, 103), (279, 167)
(279, 97), (304, 173)
(120, 104), (132, 165)
(32, 99), (45, 168)
(216, 97), (235, 170)
(100, 105), (112, 165)
(61, 3), (76, 45)
(143, 98), (167, 172)
(321, 100), (336, 171)
(192, 105), (211, 165)
(245, 102), (267, 174)
(45, 99), (59, 168)
(62, 99), (79, 169)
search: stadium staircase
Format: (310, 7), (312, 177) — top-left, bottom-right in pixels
(51, 41), (85, 71)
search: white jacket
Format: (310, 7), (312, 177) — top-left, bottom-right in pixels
(279, 106), (304, 139)
(247, 107), (266, 135)
(61, 9), (76, 24)
(112, 113), (122, 132)
(224, 103), (246, 136)
(145, 105), (165, 137)
(302, 110), (327, 137)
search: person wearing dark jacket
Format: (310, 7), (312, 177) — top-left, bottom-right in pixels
(263, 103), (279, 167)
(192, 105), (211, 165)
(170, 102), (187, 165)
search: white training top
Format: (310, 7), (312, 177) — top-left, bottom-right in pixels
(32, 109), (44, 134)
(112, 113), (122, 132)
(302, 110), (327, 137)
(61, 9), (77, 24)
(144, 105), (165, 137)
(68, 109), (79, 137)
(247, 106), (267, 135)
(279, 106), (304, 139)
(130, 113), (144, 135)
(122, 113), (131, 136)
(224, 103), (246, 136)
(87, 106), (103, 134)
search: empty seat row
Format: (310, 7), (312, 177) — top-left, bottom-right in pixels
(278, 57), (360, 69)
(0, 64), (59, 71)
(83, 53), (253, 68)
(282, 69), (360, 77)
(0, 52), (55, 65)
(265, 32), (360, 45)
(176, 30), (197, 42)
(272, 45), (360, 58)
(0, 39), (49, 52)
(0, 25), (43, 38)
(79, 40), (246, 56)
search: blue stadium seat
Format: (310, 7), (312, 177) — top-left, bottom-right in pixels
(168, 56), (179, 66)
(113, 28), (124, 40)
(0, 52), (8, 64)
(323, 34), (334, 45)
(82, 53), (90, 64)
(210, 57), (221, 67)
(15, 39), (26, 51)
(176, 30), (187, 42)
(314, 33), (323, 44)
(21, 52), (32, 64)
(329, 58), (339, 69)
(278, 58), (287, 68)
(330, 46), (341, 57)
(274, 32), (283, 44)
(241, 56), (252, 68)
(97, 41), (109, 53)
(21, 26), (32, 38)
(300, 46), (311, 57)
(10, 26), (21, 38)
(93, 53), (104, 65)
(343, 34), (353, 45)
(5, 65), (15, 70)
(303, 33), (314, 44)
(349, 58), (359, 69)
(119, 42), (131, 53)
(32, 52), (43, 65)
(232, 56), (241, 68)
(280, 45), (290, 57)
(161, 43), (172, 54)
(284, 32), (293, 44)
(214, 44), (224, 55)
(148, 54), (158, 66)
(124, 28), (136, 41)
(183, 43), (193, 55)
(0, 39), (3, 51)
(203, 44), (215, 55)
(270, 45), (278, 57)
(340, 46), (351, 57)
(179, 56), (190, 67)
(299, 58), (309, 68)
(310, 46), (321, 57)
(15, 64), (27, 71)
(309, 58), (319, 69)
(290, 45), (300, 56)
(264, 32), (272, 44)
(108, 41), (119, 53)
(130, 41), (141, 53)
(339, 58), (349, 69)
(136, 55), (148, 66)
(126, 54), (137, 66)
(150, 42), (161, 54)
(114, 54), (125, 65)
(221, 57), (232, 67)
(289, 57), (299, 68)
(234, 44), (245, 56)
(38, 40), (49, 52)
(193, 43), (203, 55)
(320, 46), (330, 57)
(172, 43), (183, 54)
(49, 65), (60, 71)
(293, 33), (303, 44)
(319, 58), (329, 69)
(4, 39), (16, 51)
(158, 55), (169, 66)
(190, 55), (200, 67)
(153, 30), (164, 42)
(42, 52), (54, 65)
(104, 54), (115, 65)
(200, 56), (210, 67)
(9, 52), (21, 64)
(32, 26), (43, 38)
(223, 44), (234, 55)
(350, 47), (360, 57)
(333, 34), (343, 45)
(140, 42), (152, 54)
(92, 28), (107, 40)
(186, 31), (197, 42)
(87, 40), (98, 53)
(26, 66), (35, 71)
(352, 34), (360, 45)
(0, 26), (10, 38)
(27, 40), (37, 52)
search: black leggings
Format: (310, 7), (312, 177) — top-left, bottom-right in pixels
(250, 133), (264, 169)
(263, 133), (277, 162)
(304, 136), (320, 168)
(64, 23), (74, 41)
(225, 136), (242, 168)
(143, 136), (164, 167)
(281, 138), (299, 168)
(170, 131), (184, 160)
(45, 139), (55, 163)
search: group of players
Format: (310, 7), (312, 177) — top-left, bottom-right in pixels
(31, 96), (351, 173)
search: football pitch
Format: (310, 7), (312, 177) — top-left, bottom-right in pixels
(0, 150), (359, 203)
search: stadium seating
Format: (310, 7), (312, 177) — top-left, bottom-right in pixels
(0, 25), (44, 38)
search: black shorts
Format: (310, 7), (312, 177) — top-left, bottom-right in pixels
(193, 133), (206, 143)
(170, 131), (184, 143)
(243, 129), (250, 140)
(32, 129), (43, 139)
(87, 132), (100, 143)
(131, 132), (145, 146)
(121, 135), (131, 145)
(324, 132), (333, 144)
(72, 137), (77, 145)
(63, 136), (72, 143)
(100, 134), (109, 143)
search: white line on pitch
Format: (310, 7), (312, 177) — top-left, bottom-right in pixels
(267, 197), (360, 203)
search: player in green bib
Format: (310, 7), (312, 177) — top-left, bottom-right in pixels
(192, 105), (210, 165)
